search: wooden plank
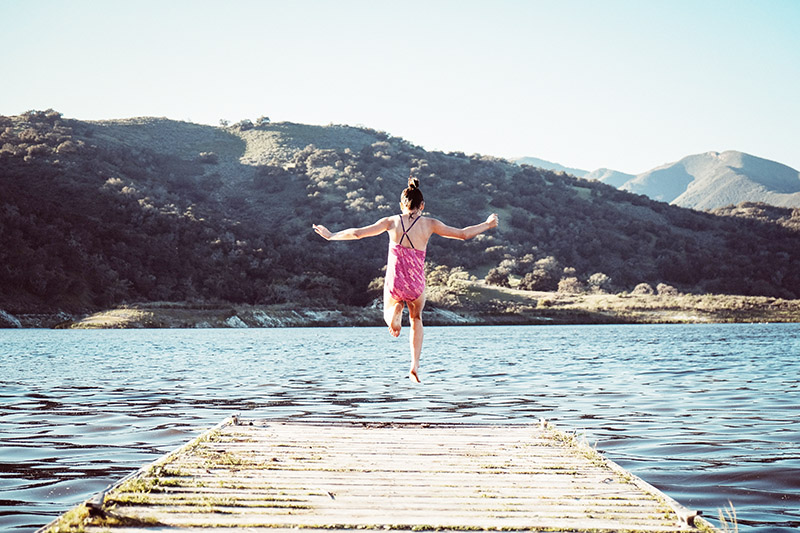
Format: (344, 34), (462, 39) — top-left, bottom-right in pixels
(40, 418), (719, 532)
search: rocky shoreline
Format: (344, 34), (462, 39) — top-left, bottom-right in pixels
(0, 303), (541, 329)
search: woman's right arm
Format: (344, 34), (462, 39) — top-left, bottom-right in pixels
(313, 217), (393, 241)
(431, 213), (499, 240)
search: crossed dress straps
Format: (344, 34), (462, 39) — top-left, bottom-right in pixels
(399, 214), (422, 249)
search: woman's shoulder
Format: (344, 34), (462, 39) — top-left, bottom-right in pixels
(421, 216), (443, 227)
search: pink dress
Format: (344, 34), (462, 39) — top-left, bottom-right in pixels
(384, 215), (426, 302)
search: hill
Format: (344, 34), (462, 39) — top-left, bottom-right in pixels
(2, 110), (800, 322)
(513, 156), (588, 177)
(589, 151), (800, 210)
(584, 168), (635, 188)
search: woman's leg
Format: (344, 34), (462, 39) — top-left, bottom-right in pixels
(406, 293), (426, 383)
(383, 291), (404, 338)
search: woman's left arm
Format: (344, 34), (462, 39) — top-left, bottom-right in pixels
(431, 213), (499, 240)
(313, 217), (392, 241)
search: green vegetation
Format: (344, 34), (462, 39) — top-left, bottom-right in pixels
(2, 110), (800, 325)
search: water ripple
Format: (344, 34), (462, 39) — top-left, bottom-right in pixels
(1, 323), (799, 532)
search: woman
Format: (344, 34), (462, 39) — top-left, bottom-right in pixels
(313, 177), (499, 383)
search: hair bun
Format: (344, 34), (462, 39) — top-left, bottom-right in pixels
(408, 177), (420, 190)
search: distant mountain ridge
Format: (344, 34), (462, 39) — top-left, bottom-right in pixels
(513, 156), (588, 178)
(519, 151), (800, 210)
(584, 168), (635, 188)
(633, 151), (800, 210)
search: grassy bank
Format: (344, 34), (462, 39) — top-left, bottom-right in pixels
(25, 284), (800, 329)
(450, 282), (800, 324)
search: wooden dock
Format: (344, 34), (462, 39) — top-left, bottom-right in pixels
(42, 417), (717, 532)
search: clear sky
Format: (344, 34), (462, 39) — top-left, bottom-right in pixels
(2, 0), (798, 174)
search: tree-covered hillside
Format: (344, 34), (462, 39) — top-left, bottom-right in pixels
(2, 110), (799, 315)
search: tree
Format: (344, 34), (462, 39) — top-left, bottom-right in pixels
(518, 271), (550, 291)
(233, 119), (253, 131)
(587, 272), (611, 293)
(656, 283), (679, 296)
(198, 151), (219, 164)
(447, 266), (470, 288)
(632, 283), (655, 295)
(558, 277), (584, 294)
(517, 256), (561, 291)
(485, 267), (510, 287)
(427, 265), (451, 286)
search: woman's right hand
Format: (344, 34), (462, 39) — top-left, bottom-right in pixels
(486, 213), (499, 228)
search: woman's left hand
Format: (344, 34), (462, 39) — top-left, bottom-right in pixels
(313, 224), (332, 239)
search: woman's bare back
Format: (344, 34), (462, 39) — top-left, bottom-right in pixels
(387, 214), (434, 251)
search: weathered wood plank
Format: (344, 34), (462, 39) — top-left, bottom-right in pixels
(41, 418), (718, 532)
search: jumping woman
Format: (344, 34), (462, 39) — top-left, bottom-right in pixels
(312, 177), (499, 383)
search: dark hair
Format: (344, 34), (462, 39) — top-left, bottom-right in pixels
(401, 176), (424, 211)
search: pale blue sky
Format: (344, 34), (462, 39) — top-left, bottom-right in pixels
(2, 0), (798, 174)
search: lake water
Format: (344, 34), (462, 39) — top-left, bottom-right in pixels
(1, 324), (798, 532)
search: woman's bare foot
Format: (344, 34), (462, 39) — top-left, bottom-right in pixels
(409, 367), (421, 383)
(388, 311), (402, 337)
(386, 302), (403, 337)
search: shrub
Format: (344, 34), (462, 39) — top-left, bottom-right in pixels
(537, 256), (562, 278)
(485, 267), (510, 287)
(19, 128), (41, 143)
(518, 271), (552, 291)
(233, 119), (253, 131)
(427, 265), (450, 286)
(587, 272), (611, 293)
(426, 285), (462, 308)
(447, 266), (470, 288)
(26, 143), (50, 157)
(56, 140), (80, 154)
(0, 143), (15, 158)
(632, 282), (655, 295)
(656, 283), (679, 296)
(306, 149), (341, 169)
(367, 276), (384, 294)
(517, 256), (562, 291)
(198, 151), (219, 164)
(558, 277), (584, 294)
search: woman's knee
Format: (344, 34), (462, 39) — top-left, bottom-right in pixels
(407, 297), (425, 318)
(384, 298), (402, 313)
